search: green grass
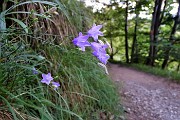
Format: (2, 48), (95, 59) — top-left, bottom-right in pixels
(41, 45), (122, 119)
(0, 1), (122, 119)
(0, 42), (122, 119)
(0, 23), (118, 119)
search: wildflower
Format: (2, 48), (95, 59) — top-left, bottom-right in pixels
(98, 54), (110, 65)
(71, 23), (109, 64)
(91, 42), (108, 54)
(91, 42), (109, 64)
(72, 32), (90, 51)
(87, 24), (103, 41)
(32, 67), (38, 74)
(41, 73), (53, 85)
(52, 82), (60, 90)
(93, 51), (110, 64)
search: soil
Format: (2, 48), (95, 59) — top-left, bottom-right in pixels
(108, 63), (180, 120)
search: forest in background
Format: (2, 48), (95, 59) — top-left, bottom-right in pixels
(86, 0), (180, 72)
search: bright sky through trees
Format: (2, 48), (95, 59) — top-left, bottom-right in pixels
(84, 0), (179, 19)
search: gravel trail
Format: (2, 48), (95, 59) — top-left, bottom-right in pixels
(108, 63), (180, 120)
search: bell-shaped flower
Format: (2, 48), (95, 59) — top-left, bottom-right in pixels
(91, 42), (108, 54)
(52, 81), (60, 90)
(72, 32), (90, 51)
(87, 24), (103, 41)
(41, 73), (53, 85)
(32, 67), (38, 74)
(91, 42), (109, 64)
(93, 51), (110, 64)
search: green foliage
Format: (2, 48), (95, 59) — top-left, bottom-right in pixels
(46, 45), (121, 118)
(0, 43), (121, 119)
(58, 0), (93, 31)
(94, 0), (180, 72)
(94, 0), (153, 61)
(0, 0), (121, 119)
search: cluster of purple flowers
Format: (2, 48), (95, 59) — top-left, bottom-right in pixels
(33, 68), (60, 90)
(33, 24), (108, 89)
(72, 24), (110, 65)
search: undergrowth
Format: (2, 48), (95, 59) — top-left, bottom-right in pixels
(0, 43), (121, 119)
(0, 0), (121, 119)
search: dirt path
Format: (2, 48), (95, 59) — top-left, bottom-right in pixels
(108, 63), (180, 120)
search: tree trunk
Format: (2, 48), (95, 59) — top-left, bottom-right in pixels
(0, 0), (3, 12)
(146, 0), (163, 66)
(162, 0), (180, 69)
(125, 0), (129, 63)
(110, 37), (114, 60)
(131, 5), (139, 63)
(110, 24), (114, 60)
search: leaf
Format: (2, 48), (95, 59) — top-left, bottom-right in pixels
(0, 96), (18, 120)
(3, 1), (57, 14)
(6, 11), (54, 23)
(8, 18), (28, 33)
(0, 13), (6, 31)
(53, 0), (70, 21)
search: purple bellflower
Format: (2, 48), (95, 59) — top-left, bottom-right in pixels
(52, 82), (60, 90)
(72, 23), (109, 64)
(91, 42), (108, 54)
(93, 51), (110, 64)
(72, 32), (90, 51)
(91, 42), (110, 64)
(32, 68), (38, 74)
(87, 24), (103, 41)
(41, 73), (53, 85)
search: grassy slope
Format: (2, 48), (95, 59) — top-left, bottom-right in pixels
(0, 44), (122, 119)
(0, 1), (122, 119)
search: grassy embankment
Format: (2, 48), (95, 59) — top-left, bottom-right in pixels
(0, 0), (122, 119)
